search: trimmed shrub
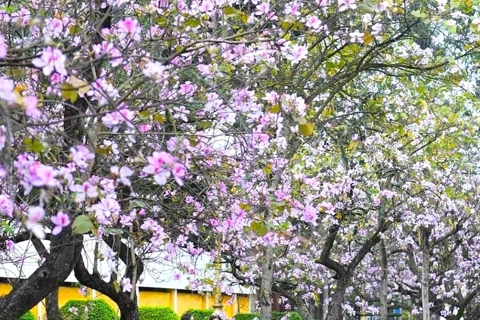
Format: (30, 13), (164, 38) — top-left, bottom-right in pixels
(60, 299), (118, 320)
(18, 311), (36, 320)
(139, 306), (179, 320)
(185, 309), (213, 320)
(272, 311), (303, 320)
(234, 313), (260, 320)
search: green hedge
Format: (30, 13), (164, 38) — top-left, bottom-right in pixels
(234, 313), (260, 320)
(185, 309), (213, 320)
(60, 299), (118, 320)
(18, 311), (36, 320)
(235, 312), (302, 320)
(139, 306), (179, 320)
(272, 311), (302, 320)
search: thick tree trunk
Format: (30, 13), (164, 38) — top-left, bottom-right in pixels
(74, 256), (140, 320)
(327, 277), (348, 320)
(0, 231), (81, 320)
(421, 227), (431, 320)
(31, 237), (64, 320)
(322, 280), (329, 320)
(46, 290), (64, 320)
(260, 245), (274, 320)
(380, 240), (388, 320)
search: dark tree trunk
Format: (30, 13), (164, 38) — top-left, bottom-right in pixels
(74, 257), (140, 320)
(46, 290), (64, 320)
(0, 230), (81, 320)
(30, 237), (64, 320)
(327, 276), (349, 320)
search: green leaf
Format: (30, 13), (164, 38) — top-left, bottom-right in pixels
(185, 18), (201, 28)
(72, 215), (94, 234)
(156, 16), (168, 27)
(223, 6), (236, 16)
(113, 281), (121, 293)
(24, 137), (45, 153)
(250, 221), (268, 236)
(69, 25), (82, 35)
(298, 122), (314, 136)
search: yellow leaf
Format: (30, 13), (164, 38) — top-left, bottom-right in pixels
(70, 75), (90, 94)
(322, 106), (333, 118)
(298, 122), (314, 136)
(348, 140), (358, 150)
(14, 83), (26, 93)
(269, 104), (280, 114)
(363, 32), (374, 45)
(13, 91), (23, 105)
(60, 83), (78, 103)
(223, 6), (236, 16)
(153, 114), (165, 123)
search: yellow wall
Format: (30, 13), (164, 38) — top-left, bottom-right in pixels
(140, 290), (173, 307)
(178, 291), (205, 314)
(0, 281), (251, 319)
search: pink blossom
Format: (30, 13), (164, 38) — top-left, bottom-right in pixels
(110, 166), (134, 186)
(120, 215), (133, 227)
(143, 61), (169, 81)
(286, 45), (308, 64)
(26, 206), (46, 239)
(172, 163), (186, 186)
(338, 0), (357, 12)
(70, 145), (95, 170)
(93, 41), (123, 67)
(0, 78), (16, 101)
(0, 195), (14, 217)
(5, 240), (14, 252)
(255, 2), (270, 15)
(23, 96), (42, 118)
(198, 0), (214, 12)
(143, 151), (174, 175)
(117, 18), (141, 41)
(121, 277), (132, 292)
(301, 205), (318, 225)
(51, 211), (71, 235)
(45, 18), (64, 37)
(306, 16), (322, 29)
(71, 182), (98, 202)
(0, 163), (6, 178)
(173, 106), (190, 122)
(32, 47), (67, 76)
(101, 108), (135, 132)
(0, 126), (7, 151)
(68, 307), (78, 315)
(0, 34), (7, 59)
(28, 163), (58, 188)
(349, 30), (364, 43)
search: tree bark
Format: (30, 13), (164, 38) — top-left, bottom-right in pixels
(260, 245), (274, 320)
(46, 290), (64, 320)
(0, 230), (81, 320)
(380, 240), (388, 320)
(322, 280), (329, 320)
(421, 227), (431, 320)
(74, 255), (140, 320)
(31, 237), (64, 320)
(327, 276), (348, 320)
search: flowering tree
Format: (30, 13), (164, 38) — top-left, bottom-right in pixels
(0, 0), (479, 320)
